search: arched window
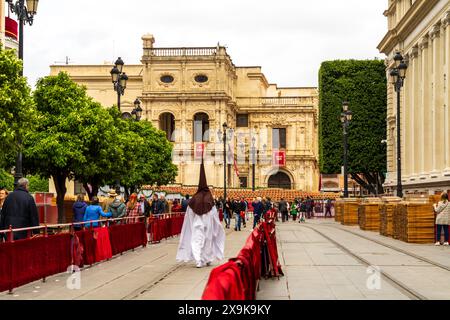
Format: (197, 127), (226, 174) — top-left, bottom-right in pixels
(159, 113), (175, 142)
(193, 112), (209, 142)
(268, 172), (292, 189)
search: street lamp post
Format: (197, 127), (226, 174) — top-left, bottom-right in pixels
(7, 0), (39, 189)
(251, 136), (256, 191)
(389, 52), (408, 198)
(340, 101), (352, 198)
(131, 98), (143, 121)
(110, 57), (128, 113)
(222, 123), (228, 203)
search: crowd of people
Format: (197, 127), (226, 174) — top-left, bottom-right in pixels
(213, 196), (335, 231)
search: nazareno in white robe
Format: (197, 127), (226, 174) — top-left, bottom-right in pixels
(176, 205), (225, 266)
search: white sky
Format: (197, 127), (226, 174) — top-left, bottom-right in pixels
(20, 0), (388, 88)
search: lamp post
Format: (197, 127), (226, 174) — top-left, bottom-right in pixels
(7, 0), (39, 189)
(131, 98), (143, 121)
(222, 123), (228, 202)
(389, 52), (408, 198)
(340, 101), (352, 198)
(110, 57), (128, 113)
(251, 136), (256, 191)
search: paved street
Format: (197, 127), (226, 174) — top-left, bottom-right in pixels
(258, 219), (450, 300)
(2, 218), (450, 300)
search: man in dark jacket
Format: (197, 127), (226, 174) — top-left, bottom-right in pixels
(278, 198), (288, 222)
(252, 197), (263, 229)
(0, 178), (39, 240)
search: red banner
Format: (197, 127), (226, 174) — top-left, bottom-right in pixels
(195, 143), (205, 160)
(272, 150), (286, 166)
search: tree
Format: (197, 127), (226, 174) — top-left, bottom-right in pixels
(0, 45), (36, 171)
(318, 60), (387, 195)
(24, 72), (101, 222)
(119, 118), (178, 198)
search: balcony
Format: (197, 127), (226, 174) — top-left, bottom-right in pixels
(148, 47), (219, 57)
(236, 97), (315, 108)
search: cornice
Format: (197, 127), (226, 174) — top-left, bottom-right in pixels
(378, 0), (440, 54)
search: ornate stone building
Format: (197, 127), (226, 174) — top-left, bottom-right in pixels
(50, 34), (319, 193)
(0, 1), (19, 51)
(378, 0), (450, 195)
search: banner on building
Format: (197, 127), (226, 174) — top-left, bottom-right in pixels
(272, 150), (286, 167)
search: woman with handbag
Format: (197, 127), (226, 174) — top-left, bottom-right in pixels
(434, 192), (450, 246)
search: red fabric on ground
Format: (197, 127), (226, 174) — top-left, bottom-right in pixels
(202, 261), (245, 300)
(71, 233), (84, 267)
(94, 227), (112, 262)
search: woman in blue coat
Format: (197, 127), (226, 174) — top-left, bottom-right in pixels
(83, 196), (111, 228)
(72, 194), (87, 230)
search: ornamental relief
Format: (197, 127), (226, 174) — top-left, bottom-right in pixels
(155, 72), (178, 88)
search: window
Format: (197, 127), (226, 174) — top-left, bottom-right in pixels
(194, 75), (208, 83)
(159, 113), (175, 142)
(272, 128), (286, 149)
(239, 177), (248, 188)
(236, 114), (249, 127)
(193, 112), (210, 142)
(160, 75), (174, 83)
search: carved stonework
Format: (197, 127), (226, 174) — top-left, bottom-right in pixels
(156, 72), (178, 88)
(441, 11), (450, 28)
(428, 23), (441, 40)
(409, 45), (419, 60)
(419, 36), (429, 50)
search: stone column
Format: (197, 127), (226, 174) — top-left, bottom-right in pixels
(443, 12), (450, 173)
(414, 45), (422, 176)
(404, 53), (411, 178)
(409, 46), (419, 178)
(430, 24), (442, 175)
(420, 35), (430, 177)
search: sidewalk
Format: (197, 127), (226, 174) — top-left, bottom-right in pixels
(0, 223), (253, 300)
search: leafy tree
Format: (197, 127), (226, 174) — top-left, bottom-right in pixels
(28, 175), (49, 193)
(0, 169), (14, 190)
(0, 45), (36, 171)
(24, 72), (99, 222)
(119, 117), (178, 198)
(318, 60), (387, 195)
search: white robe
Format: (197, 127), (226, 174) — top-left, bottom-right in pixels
(176, 205), (225, 266)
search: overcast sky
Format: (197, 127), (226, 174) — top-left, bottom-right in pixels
(20, 0), (387, 88)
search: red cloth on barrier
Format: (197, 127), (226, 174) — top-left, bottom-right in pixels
(71, 233), (84, 267)
(94, 227), (112, 262)
(75, 229), (96, 265)
(45, 233), (72, 276)
(0, 234), (72, 293)
(262, 221), (283, 277)
(219, 209), (224, 222)
(109, 223), (147, 255)
(202, 261), (245, 300)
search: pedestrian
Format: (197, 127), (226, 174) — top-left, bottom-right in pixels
(139, 195), (151, 217)
(108, 195), (127, 219)
(224, 197), (232, 229)
(126, 193), (142, 223)
(252, 197), (263, 228)
(172, 199), (182, 212)
(233, 198), (242, 231)
(176, 159), (225, 268)
(150, 194), (160, 215)
(181, 194), (190, 212)
(325, 198), (333, 218)
(299, 198), (306, 222)
(0, 178), (39, 240)
(433, 192), (450, 246)
(103, 189), (118, 212)
(160, 195), (169, 213)
(279, 198), (288, 222)
(72, 194), (88, 231)
(290, 200), (298, 221)
(83, 196), (112, 228)
(305, 196), (311, 219)
(0, 187), (8, 212)
(240, 197), (247, 228)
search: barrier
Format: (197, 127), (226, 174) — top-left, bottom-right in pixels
(147, 213), (184, 243)
(202, 213), (283, 300)
(0, 216), (148, 293)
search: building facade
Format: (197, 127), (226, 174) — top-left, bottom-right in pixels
(1, 1), (19, 52)
(49, 34), (319, 194)
(378, 0), (450, 195)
